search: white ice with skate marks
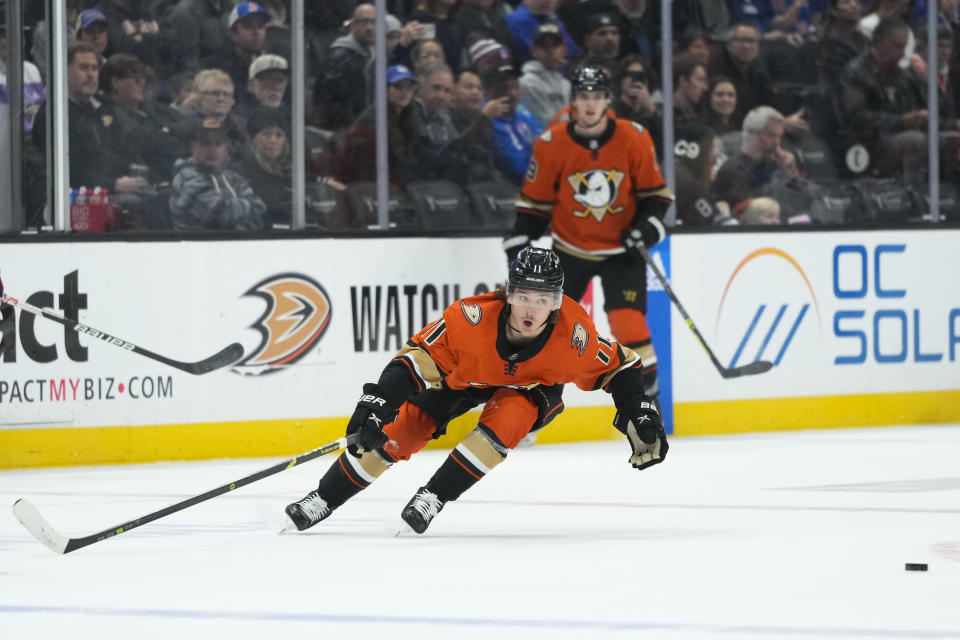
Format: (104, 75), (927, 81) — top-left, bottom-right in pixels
(1, 426), (959, 639)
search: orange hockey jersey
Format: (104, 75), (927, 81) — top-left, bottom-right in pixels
(517, 119), (674, 257)
(390, 292), (641, 394)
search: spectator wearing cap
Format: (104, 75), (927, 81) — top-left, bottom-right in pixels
(93, 0), (163, 71)
(312, 3), (375, 130)
(202, 2), (273, 105)
(484, 62), (543, 185)
(575, 12), (621, 66)
(96, 53), (189, 185)
(170, 117), (266, 231)
(336, 64), (419, 185)
(162, 0), (232, 72)
(520, 23), (570, 127)
(455, 0), (517, 57)
(236, 54), (289, 120)
(505, 0), (581, 65)
(76, 9), (110, 66)
(238, 107), (293, 226)
(181, 69), (249, 147)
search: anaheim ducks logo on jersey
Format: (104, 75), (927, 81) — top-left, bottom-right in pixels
(567, 169), (626, 222)
(571, 323), (589, 356)
(460, 301), (482, 325)
(235, 273), (332, 375)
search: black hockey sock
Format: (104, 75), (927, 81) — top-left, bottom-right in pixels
(316, 452), (388, 508)
(425, 453), (482, 503)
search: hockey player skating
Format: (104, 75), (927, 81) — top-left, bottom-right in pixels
(284, 247), (668, 534)
(504, 65), (675, 402)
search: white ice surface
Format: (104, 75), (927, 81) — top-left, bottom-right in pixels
(2, 426), (959, 639)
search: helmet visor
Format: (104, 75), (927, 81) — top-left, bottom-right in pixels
(506, 285), (562, 310)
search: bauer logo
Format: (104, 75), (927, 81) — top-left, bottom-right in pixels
(235, 273), (332, 375)
(715, 248), (823, 369)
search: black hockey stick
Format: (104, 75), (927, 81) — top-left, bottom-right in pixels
(636, 246), (773, 379)
(13, 433), (359, 554)
(1, 292), (243, 375)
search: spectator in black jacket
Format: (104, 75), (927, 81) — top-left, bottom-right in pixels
(33, 42), (146, 201)
(312, 3), (375, 130)
(238, 107), (292, 227)
(162, 0), (231, 72)
(202, 2), (272, 106)
(94, 0), (165, 72)
(836, 16), (960, 181)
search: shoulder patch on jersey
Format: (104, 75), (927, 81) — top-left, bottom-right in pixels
(525, 158), (539, 183)
(460, 301), (482, 326)
(539, 129), (553, 142)
(630, 121), (645, 135)
(101, 114), (114, 127)
(571, 322), (589, 357)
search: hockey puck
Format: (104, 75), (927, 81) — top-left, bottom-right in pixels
(905, 563), (928, 572)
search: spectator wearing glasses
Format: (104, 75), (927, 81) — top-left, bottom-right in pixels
(612, 55), (663, 158)
(708, 23), (771, 127)
(182, 69), (248, 147)
(170, 117), (266, 231)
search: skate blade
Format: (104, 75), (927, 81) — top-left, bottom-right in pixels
(394, 521), (418, 537)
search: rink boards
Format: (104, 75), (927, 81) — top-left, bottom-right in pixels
(1, 230), (958, 468)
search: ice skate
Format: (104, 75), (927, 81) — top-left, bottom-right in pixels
(284, 490), (334, 531)
(400, 486), (446, 534)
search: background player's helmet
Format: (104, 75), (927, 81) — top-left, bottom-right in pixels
(570, 65), (612, 97)
(508, 247), (564, 309)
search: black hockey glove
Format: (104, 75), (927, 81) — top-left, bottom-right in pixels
(621, 215), (666, 254)
(613, 397), (668, 470)
(346, 383), (397, 457)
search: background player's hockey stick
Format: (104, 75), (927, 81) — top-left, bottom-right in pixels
(13, 433), (359, 555)
(636, 246), (773, 379)
(1, 292), (243, 375)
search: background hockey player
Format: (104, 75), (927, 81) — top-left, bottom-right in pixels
(503, 65), (674, 402)
(285, 247), (668, 535)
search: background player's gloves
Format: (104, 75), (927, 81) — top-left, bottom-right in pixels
(346, 383), (397, 457)
(621, 215), (666, 253)
(613, 397), (668, 470)
(502, 234), (531, 265)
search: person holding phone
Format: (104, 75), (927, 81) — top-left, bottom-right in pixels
(485, 62), (544, 185)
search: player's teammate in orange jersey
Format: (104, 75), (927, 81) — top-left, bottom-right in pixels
(285, 248), (668, 534)
(504, 65), (674, 403)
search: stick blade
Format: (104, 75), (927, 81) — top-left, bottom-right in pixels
(13, 499), (70, 554)
(187, 342), (245, 375)
(722, 360), (774, 378)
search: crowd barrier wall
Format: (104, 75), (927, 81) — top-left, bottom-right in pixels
(1, 229), (956, 468)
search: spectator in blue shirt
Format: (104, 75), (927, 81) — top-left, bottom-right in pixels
(484, 63), (543, 184)
(506, 0), (581, 64)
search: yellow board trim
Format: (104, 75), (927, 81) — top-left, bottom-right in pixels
(3, 391), (957, 469)
(674, 389), (960, 436)
(0, 407), (620, 470)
